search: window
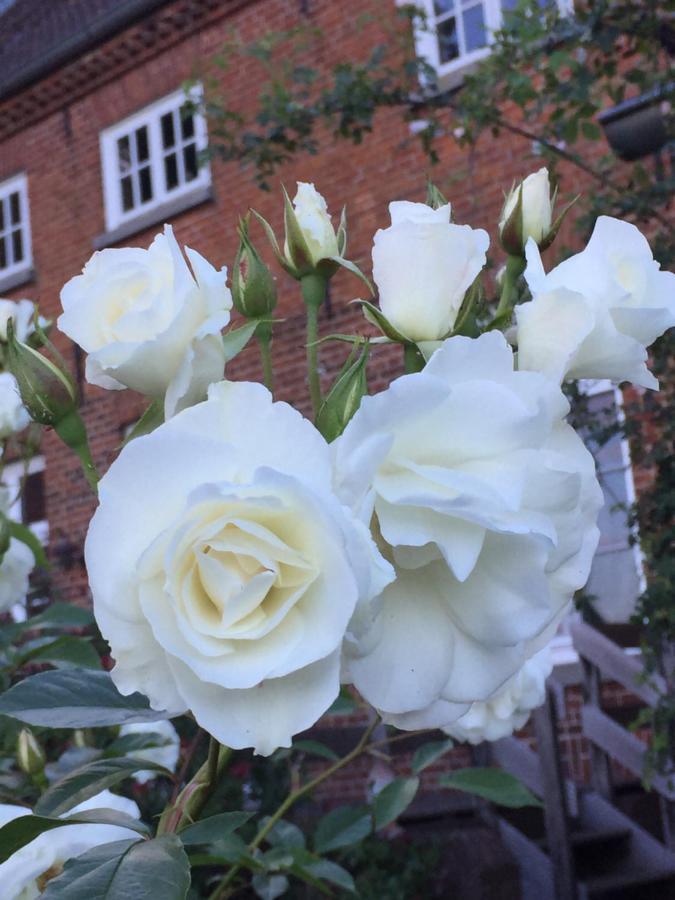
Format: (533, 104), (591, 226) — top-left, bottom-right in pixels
(408, 0), (571, 83)
(100, 87), (210, 232)
(3, 455), (48, 545)
(0, 173), (31, 280)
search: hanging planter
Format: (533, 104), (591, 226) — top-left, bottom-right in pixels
(599, 86), (673, 161)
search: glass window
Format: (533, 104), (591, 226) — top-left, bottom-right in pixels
(0, 174), (31, 277)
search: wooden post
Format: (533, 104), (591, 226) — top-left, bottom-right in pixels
(533, 685), (578, 900)
(581, 657), (613, 799)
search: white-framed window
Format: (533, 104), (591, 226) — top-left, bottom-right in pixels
(0, 173), (32, 280)
(100, 86), (210, 232)
(2, 455), (48, 545)
(406, 0), (571, 84)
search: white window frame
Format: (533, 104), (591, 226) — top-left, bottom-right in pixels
(403, 0), (573, 87)
(2, 455), (48, 545)
(100, 86), (210, 232)
(0, 173), (32, 281)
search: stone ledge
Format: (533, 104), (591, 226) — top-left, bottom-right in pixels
(0, 266), (35, 295)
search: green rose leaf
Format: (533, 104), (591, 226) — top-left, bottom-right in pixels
(178, 811), (253, 846)
(41, 835), (191, 899)
(36, 757), (173, 817)
(373, 776), (419, 829)
(0, 668), (168, 728)
(411, 738), (455, 774)
(314, 805), (371, 854)
(439, 767), (542, 808)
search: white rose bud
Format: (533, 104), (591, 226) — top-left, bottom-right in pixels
(517, 217), (675, 389)
(58, 226), (232, 418)
(372, 201), (489, 342)
(286, 182), (340, 269)
(0, 488), (34, 615)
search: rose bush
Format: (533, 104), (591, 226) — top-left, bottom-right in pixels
(86, 379), (392, 754)
(372, 201), (489, 341)
(58, 225), (232, 418)
(516, 217), (675, 389)
(334, 331), (602, 729)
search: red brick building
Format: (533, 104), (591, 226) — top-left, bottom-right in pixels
(2, 3), (670, 891)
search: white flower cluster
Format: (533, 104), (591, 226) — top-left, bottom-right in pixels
(49, 177), (672, 756)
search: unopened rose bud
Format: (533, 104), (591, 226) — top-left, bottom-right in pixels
(5, 319), (77, 428)
(17, 728), (45, 776)
(232, 218), (277, 319)
(316, 341), (369, 442)
(500, 168), (562, 257)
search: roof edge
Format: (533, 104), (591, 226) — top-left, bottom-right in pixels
(0, 0), (173, 101)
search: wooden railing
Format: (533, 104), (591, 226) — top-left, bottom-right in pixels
(571, 619), (675, 848)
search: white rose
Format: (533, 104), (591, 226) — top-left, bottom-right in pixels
(119, 720), (181, 785)
(444, 645), (553, 744)
(373, 201), (489, 341)
(516, 217), (675, 389)
(0, 790), (140, 899)
(500, 168), (553, 249)
(58, 225), (232, 418)
(334, 332), (602, 729)
(287, 182), (339, 267)
(0, 298), (36, 343)
(86, 380), (392, 755)
(0, 487), (34, 614)
(0, 372), (30, 438)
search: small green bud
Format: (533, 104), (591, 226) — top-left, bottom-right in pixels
(5, 319), (77, 427)
(232, 218), (277, 319)
(316, 341), (370, 442)
(17, 728), (46, 776)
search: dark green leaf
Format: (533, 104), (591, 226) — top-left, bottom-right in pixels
(35, 757), (173, 817)
(252, 872), (288, 900)
(122, 401), (164, 446)
(178, 811), (253, 846)
(263, 817), (305, 849)
(19, 636), (101, 669)
(25, 603), (95, 630)
(0, 810), (148, 864)
(440, 767), (542, 808)
(222, 320), (259, 362)
(292, 739), (339, 761)
(305, 858), (356, 893)
(42, 835), (191, 899)
(411, 738), (454, 774)
(314, 805), (371, 854)
(0, 669), (168, 728)
(373, 776), (419, 829)
(326, 689), (357, 716)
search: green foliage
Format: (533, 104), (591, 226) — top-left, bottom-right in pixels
(440, 767), (542, 808)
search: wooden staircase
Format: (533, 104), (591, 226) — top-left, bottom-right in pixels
(490, 620), (675, 899)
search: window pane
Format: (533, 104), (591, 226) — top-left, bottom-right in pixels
(0, 198), (5, 231)
(434, 0), (455, 16)
(161, 112), (175, 149)
(180, 107), (195, 140)
(437, 17), (459, 62)
(9, 192), (20, 225)
(0, 237), (6, 269)
(135, 126), (149, 163)
(120, 175), (134, 211)
(117, 135), (132, 174)
(11, 229), (22, 263)
(139, 166), (153, 203)
(183, 144), (198, 182)
(22, 471), (45, 524)
(463, 3), (486, 51)
(164, 152), (178, 190)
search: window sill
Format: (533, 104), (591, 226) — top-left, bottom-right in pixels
(93, 184), (214, 250)
(0, 266), (35, 295)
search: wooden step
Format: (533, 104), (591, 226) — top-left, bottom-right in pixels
(582, 866), (675, 899)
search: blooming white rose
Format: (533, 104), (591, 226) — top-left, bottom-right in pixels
(0, 790), (140, 899)
(516, 217), (675, 389)
(0, 298), (37, 343)
(0, 372), (29, 438)
(444, 645), (553, 744)
(500, 167), (553, 250)
(58, 225), (232, 418)
(287, 182), (340, 267)
(119, 720), (181, 784)
(86, 380), (392, 755)
(334, 332), (602, 729)
(372, 201), (489, 342)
